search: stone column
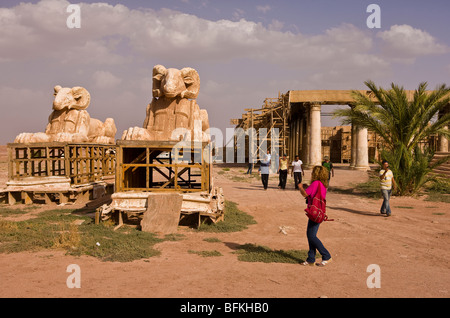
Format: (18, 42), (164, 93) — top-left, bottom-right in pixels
(304, 108), (310, 166)
(349, 104), (357, 168)
(438, 106), (449, 152)
(355, 126), (370, 170)
(350, 123), (357, 168)
(309, 102), (322, 167)
(294, 118), (299, 157)
(289, 118), (294, 160)
(439, 126), (448, 152)
(301, 116), (308, 163)
(299, 117), (304, 157)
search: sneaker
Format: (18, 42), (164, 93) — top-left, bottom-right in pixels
(301, 261), (314, 266)
(316, 258), (333, 267)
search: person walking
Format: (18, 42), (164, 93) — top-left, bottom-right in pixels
(298, 166), (332, 266)
(379, 160), (397, 217)
(291, 155), (304, 190)
(246, 162), (253, 175)
(258, 149), (271, 190)
(278, 153), (288, 189)
(321, 156), (334, 185)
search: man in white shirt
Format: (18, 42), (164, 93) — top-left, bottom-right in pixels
(379, 160), (397, 217)
(258, 149), (271, 190)
(291, 155), (304, 190)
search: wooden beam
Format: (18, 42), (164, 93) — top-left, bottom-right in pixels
(161, 167), (189, 189)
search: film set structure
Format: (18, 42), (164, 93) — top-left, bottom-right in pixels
(230, 90), (449, 175)
(1, 73), (448, 234)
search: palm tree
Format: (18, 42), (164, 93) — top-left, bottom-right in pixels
(334, 80), (450, 195)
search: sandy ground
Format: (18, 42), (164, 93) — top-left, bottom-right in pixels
(0, 145), (449, 299)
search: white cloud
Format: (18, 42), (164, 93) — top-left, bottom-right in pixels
(256, 5), (271, 14)
(2, 2), (448, 83)
(7, 1), (448, 144)
(268, 19), (284, 31)
(0, 1), (387, 73)
(377, 24), (448, 63)
(92, 71), (122, 89)
(232, 8), (245, 21)
(61, 40), (129, 65)
(0, 0), (131, 64)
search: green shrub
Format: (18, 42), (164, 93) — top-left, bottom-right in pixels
(234, 244), (311, 264)
(198, 200), (256, 232)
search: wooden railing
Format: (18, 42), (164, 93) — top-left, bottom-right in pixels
(8, 142), (116, 185)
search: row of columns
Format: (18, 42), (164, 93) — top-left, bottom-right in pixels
(293, 103), (370, 170)
(290, 102), (449, 170)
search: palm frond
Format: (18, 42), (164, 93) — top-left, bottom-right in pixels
(335, 80), (450, 196)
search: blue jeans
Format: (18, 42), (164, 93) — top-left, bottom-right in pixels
(381, 189), (392, 215)
(306, 220), (331, 263)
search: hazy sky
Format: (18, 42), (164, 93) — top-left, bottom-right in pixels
(1, 0), (449, 144)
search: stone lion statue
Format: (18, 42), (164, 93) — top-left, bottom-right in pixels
(121, 65), (210, 142)
(14, 85), (117, 144)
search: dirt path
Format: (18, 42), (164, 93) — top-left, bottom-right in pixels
(0, 152), (449, 298)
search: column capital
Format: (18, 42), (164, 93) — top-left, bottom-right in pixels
(307, 102), (321, 111)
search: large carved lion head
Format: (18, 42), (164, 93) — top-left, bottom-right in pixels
(53, 85), (91, 111)
(152, 65), (200, 99)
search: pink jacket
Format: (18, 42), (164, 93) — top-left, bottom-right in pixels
(305, 180), (328, 223)
(306, 180), (327, 204)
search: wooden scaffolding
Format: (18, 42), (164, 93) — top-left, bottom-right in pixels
(115, 140), (211, 193)
(1, 142), (115, 205)
(104, 140), (224, 232)
(230, 92), (290, 162)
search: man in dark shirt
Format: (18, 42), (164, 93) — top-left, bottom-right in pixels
(322, 156), (334, 184)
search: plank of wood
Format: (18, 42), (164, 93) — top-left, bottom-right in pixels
(140, 193), (183, 234)
(22, 192), (33, 205)
(114, 211), (124, 231)
(161, 167), (189, 188)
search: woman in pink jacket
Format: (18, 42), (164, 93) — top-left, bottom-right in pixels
(298, 166), (332, 266)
